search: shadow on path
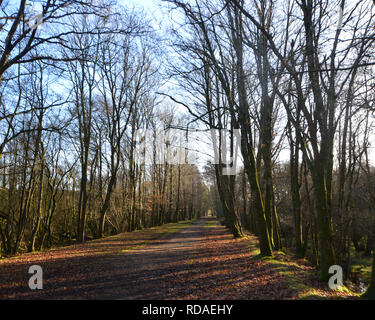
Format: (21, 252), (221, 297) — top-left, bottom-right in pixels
(0, 219), (208, 299)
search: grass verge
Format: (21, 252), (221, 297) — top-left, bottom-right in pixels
(204, 216), (359, 300)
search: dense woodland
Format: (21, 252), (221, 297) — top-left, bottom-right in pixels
(1, 0), (375, 299)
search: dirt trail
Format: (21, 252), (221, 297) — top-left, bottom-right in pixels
(0, 217), (356, 300)
(0, 219), (206, 299)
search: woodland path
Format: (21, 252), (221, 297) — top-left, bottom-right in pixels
(0, 217), (356, 299)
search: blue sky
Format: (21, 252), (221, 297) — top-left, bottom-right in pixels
(123, 0), (160, 10)
(120, 0), (165, 19)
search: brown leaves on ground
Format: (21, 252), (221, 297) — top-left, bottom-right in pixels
(0, 222), (190, 299)
(0, 218), (358, 300)
(164, 219), (357, 300)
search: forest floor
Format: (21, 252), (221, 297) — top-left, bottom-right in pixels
(0, 217), (360, 299)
